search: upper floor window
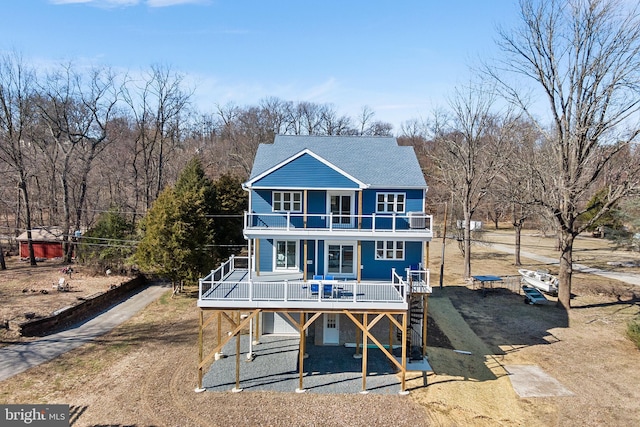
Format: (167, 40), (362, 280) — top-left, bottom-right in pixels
(273, 191), (302, 212)
(376, 192), (405, 213)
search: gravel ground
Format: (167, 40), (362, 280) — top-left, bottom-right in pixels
(204, 335), (404, 394)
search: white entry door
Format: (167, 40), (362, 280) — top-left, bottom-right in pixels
(323, 313), (340, 345)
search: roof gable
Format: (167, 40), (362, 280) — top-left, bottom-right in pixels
(249, 150), (363, 189)
(247, 135), (427, 189)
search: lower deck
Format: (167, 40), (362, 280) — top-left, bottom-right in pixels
(199, 265), (430, 311)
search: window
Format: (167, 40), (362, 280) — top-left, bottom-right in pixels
(273, 191), (302, 212)
(375, 241), (404, 260)
(376, 192), (405, 213)
(275, 240), (298, 270)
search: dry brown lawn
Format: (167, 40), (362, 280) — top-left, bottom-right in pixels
(1, 229), (639, 426)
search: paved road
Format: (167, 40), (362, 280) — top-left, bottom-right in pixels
(0, 284), (169, 382)
(489, 242), (640, 287)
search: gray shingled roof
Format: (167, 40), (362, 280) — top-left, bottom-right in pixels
(249, 135), (427, 188)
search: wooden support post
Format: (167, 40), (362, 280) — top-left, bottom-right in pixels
(297, 311), (306, 393)
(233, 319), (242, 392)
(354, 314), (362, 358)
(389, 315), (393, 354)
(217, 311), (222, 357)
(361, 313), (368, 393)
(400, 312), (408, 394)
(196, 309), (205, 391)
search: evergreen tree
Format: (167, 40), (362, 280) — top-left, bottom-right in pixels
(78, 208), (135, 273)
(135, 158), (216, 291)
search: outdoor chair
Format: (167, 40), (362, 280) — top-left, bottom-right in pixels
(323, 283), (334, 298)
(310, 283), (320, 296)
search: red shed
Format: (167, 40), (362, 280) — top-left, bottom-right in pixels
(17, 227), (64, 259)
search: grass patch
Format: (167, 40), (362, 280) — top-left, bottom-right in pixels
(627, 317), (640, 349)
(159, 292), (171, 305)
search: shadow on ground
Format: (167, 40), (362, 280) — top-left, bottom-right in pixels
(425, 284), (569, 382)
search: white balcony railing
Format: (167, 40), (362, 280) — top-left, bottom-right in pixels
(244, 212), (433, 233)
(199, 279), (407, 304)
(198, 263), (431, 310)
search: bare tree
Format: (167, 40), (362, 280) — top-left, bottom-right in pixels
(38, 64), (120, 262)
(494, 119), (541, 265)
(0, 52), (38, 265)
(123, 64), (192, 210)
(491, 0), (640, 309)
(431, 84), (514, 278)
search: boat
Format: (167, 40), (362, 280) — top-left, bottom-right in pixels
(518, 268), (559, 295)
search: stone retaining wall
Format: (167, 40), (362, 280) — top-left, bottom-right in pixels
(18, 275), (147, 337)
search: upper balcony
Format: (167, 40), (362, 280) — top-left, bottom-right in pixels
(243, 212), (433, 240)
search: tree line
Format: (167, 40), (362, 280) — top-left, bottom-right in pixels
(0, 58), (393, 265)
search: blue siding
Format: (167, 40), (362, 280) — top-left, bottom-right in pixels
(253, 154), (359, 189)
(257, 238), (423, 279)
(361, 189), (424, 230)
(360, 241), (423, 280)
(362, 189), (424, 214)
(252, 190), (272, 213)
(307, 191), (326, 228)
(259, 239), (274, 273)
(303, 240), (316, 276)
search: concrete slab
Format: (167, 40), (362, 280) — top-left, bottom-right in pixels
(203, 335), (404, 394)
(504, 364), (574, 398)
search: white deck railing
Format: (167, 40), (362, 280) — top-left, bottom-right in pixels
(199, 265), (431, 308)
(199, 255), (249, 299)
(244, 212), (433, 233)
(199, 277), (407, 304)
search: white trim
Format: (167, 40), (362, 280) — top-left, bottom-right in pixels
(375, 240), (405, 260)
(272, 190), (303, 212)
(273, 239), (300, 271)
(323, 313), (340, 344)
(376, 192), (407, 214)
(244, 149), (368, 189)
(327, 190), (355, 228)
(325, 240), (357, 278)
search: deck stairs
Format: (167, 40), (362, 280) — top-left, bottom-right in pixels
(397, 294), (426, 361)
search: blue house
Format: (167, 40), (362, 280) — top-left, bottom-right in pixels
(197, 135), (433, 394)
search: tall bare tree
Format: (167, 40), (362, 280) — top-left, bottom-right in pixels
(38, 64), (120, 262)
(493, 119), (542, 265)
(491, 0), (640, 308)
(0, 53), (38, 265)
(431, 84), (514, 278)
(123, 64), (192, 210)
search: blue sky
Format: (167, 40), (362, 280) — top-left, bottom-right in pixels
(1, 0), (520, 132)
